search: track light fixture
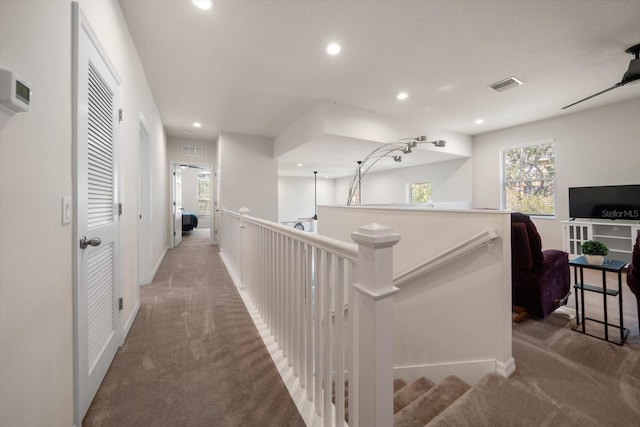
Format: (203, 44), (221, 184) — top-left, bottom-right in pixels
(347, 136), (447, 205)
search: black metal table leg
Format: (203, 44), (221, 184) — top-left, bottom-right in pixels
(602, 269), (608, 341)
(618, 269), (624, 343)
(580, 266), (586, 333)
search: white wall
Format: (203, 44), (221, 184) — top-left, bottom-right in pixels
(218, 131), (278, 221)
(167, 136), (217, 166)
(0, 1), (167, 425)
(335, 158), (472, 205)
(278, 176), (336, 222)
(318, 205), (513, 384)
(166, 137), (216, 230)
(473, 97), (640, 250)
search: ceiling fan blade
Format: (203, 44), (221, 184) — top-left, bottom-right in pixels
(561, 83), (621, 109)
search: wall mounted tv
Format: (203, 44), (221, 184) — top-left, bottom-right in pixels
(568, 185), (640, 220)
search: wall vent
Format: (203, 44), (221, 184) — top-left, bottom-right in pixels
(182, 145), (203, 156)
(489, 76), (523, 92)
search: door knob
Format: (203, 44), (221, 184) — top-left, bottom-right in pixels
(80, 236), (102, 249)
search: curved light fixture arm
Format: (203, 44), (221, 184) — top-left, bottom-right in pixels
(347, 136), (446, 205)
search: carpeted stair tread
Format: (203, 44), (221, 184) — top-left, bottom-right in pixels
(394, 378), (409, 392)
(427, 373), (602, 427)
(394, 377), (435, 414)
(394, 375), (470, 427)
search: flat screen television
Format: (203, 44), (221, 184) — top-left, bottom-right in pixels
(568, 185), (640, 220)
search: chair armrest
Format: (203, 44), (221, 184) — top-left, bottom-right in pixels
(542, 249), (568, 267)
(539, 249), (570, 291)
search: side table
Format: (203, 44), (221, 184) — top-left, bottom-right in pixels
(569, 256), (629, 345)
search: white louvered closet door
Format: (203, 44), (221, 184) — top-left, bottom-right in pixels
(74, 4), (122, 422)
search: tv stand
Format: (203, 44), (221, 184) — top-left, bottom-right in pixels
(562, 219), (640, 264)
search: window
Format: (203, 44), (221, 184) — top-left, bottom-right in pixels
(408, 182), (433, 204)
(197, 172), (211, 216)
(503, 142), (555, 216)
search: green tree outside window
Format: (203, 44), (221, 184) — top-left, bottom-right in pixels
(410, 182), (433, 204)
(197, 172), (211, 216)
(503, 143), (555, 215)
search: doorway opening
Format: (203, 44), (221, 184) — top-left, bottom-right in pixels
(170, 161), (216, 247)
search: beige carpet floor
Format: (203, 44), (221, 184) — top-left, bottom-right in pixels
(84, 229), (640, 426)
(83, 228), (305, 427)
(431, 308), (640, 426)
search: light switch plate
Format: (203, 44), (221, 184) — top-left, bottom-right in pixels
(62, 196), (72, 224)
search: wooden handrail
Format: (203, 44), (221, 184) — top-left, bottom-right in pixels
(393, 229), (499, 287)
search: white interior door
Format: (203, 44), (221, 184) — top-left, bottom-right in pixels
(73, 4), (121, 423)
(173, 165), (183, 247)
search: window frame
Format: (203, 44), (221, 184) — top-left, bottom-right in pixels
(501, 140), (556, 217)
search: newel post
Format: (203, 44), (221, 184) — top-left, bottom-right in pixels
(350, 223), (401, 427)
(238, 207), (250, 290)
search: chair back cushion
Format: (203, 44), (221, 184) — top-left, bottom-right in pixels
(511, 222), (533, 271)
(511, 212), (544, 271)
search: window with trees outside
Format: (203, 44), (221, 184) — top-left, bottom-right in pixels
(409, 182), (433, 204)
(197, 172), (211, 217)
(503, 142), (555, 216)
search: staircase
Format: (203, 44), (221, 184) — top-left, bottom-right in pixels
(393, 375), (471, 426)
(333, 375), (473, 426)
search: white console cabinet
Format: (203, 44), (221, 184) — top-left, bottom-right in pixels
(562, 220), (640, 264)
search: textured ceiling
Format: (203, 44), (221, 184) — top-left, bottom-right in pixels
(119, 0), (640, 176)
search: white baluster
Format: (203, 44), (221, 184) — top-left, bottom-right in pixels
(238, 207), (250, 290)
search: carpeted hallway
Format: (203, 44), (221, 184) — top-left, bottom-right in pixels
(83, 228), (305, 427)
(84, 228), (640, 426)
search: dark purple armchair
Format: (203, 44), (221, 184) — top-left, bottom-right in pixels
(626, 230), (640, 334)
(511, 212), (571, 319)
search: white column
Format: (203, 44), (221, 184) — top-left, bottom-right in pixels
(238, 207), (250, 290)
(350, 223), (401, 427)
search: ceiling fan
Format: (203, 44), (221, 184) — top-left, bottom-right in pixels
(562, 43), (640, 109)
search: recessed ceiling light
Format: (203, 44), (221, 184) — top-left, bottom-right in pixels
(475, 119), (484, 125)
(397, 92), (409, 100)
(324, 176), (329, 178)
(192, 0), (213, 10)
(326, 43), (341, 55)
(193, 122), (202, 128)
(297, 163), (303, 167)
(181, 129), (191, 134)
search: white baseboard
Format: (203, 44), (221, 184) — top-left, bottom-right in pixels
(121, 301), (140, 345)
(146, 246), (168, 285)
(394, 358), (499, 386)
(496, 357), (516, 378)
(554, 305), (577, 319)
(236, 288), (331, 427)
(218, 252), (243, 290)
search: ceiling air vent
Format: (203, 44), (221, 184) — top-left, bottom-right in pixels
(182, 145), (203, 157)
(489, 76), (523, 92)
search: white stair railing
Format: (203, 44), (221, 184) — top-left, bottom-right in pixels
(219, 208), (400, 427)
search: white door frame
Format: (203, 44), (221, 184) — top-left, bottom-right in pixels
(170, 161), (215, 246)
(171, 163), (183, 248)
(72, 3), (122, 424)
(138, 114), (151, 285)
